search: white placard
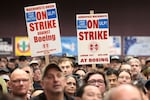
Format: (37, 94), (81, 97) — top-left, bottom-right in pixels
(76, 13), (110, 64)
(24, 3), (62, 57)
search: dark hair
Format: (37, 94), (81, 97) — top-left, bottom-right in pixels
(9, 58), (16, 63)
(105, 68), (118, 76)
(76, 84), (87, 97)
(18, 56), (27, 61)
(74, 68), (86, 74)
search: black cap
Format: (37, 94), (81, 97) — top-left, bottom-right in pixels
(42, 63), (62, 79)
(19, 56), (27, 61)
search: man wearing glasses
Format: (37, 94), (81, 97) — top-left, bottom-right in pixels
(8, 68), (31, 100)
(83, 70), (108, 96)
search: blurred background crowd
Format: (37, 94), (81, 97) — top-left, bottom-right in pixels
(0, 55), (150, 100)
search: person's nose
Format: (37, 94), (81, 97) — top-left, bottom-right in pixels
(122, 77), (127, 82)
(53, 75), (60, 82)
(63, 67), (67, 71)
(71, 84), (75, 88)
(110, 80), (114, 84)
(95, 82), (99, 87)
(19, 80), (24, 85)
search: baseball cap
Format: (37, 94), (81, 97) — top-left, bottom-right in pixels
(42, 63), (62, 78)
(111, 56), (120, 60)
(29, 60), (39, 66)
(110, 56), (121, 63)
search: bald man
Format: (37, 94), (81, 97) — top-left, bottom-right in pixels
(104, 84), (145, 100)
(8, 68), (32, 100)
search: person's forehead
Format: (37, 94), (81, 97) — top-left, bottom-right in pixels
(11, 70), (29, 79)
(130, 59), (140, 64)
(76, 70), (85, 74)
(89, 74), (104, 80)
(76, 72), (86, 76)
(107, 74), (117, 79)
(121, 64), (131, 68)
(22, 66), (31, 70)
(84, 85), (100, 93)
(111, 59), (120, 63)
(119, 71), (130, 76)
(59, 60), (72, 65)
(66, 77), (76, 82)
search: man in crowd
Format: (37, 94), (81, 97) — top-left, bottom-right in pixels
(58, 57), (74, 76)
(76, 84), (102, 100)
(8, 68), (32, 100)
(109, 56), (122, 71)
(30, 62), (73, 100)
(128, 58), (146, 83)
(105, 68), (118, 88)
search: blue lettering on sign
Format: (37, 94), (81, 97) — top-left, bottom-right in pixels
(25, 12), (36, 22)
(77, 20), (87, 29)
(98, 19), (108, 28)
(47, 9), (57, 19)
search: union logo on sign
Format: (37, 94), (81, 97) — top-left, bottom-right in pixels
(88, 41), (99, 53)
(17, 40), (30, 53)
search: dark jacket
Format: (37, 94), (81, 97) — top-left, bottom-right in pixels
(30, 92), (74, 100)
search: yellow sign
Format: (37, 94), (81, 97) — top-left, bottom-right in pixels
(15, 36), (31, 56)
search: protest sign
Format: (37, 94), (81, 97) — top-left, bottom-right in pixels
(24, 3), (62, 57)
(76, 13), (110, 64)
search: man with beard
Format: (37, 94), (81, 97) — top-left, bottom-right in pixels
(8, 68), (32, 100)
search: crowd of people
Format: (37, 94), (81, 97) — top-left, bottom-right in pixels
(0, 55), (150, 100)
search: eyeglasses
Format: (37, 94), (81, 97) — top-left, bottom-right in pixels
(88, 79), (105, 85)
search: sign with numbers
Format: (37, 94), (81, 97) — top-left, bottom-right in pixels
(24, 3), (62, 57)
(76, 13), (110, 64)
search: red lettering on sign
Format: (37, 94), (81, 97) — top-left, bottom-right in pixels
(87, 20), (98, 29)
(36, 11), (47, 20)
(89, 58), (108, 62)
(79, 30), (108, 40)
(34, 34), (56, 43)
(80, 58), (87, 62)
(29, 20), (56, 31)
